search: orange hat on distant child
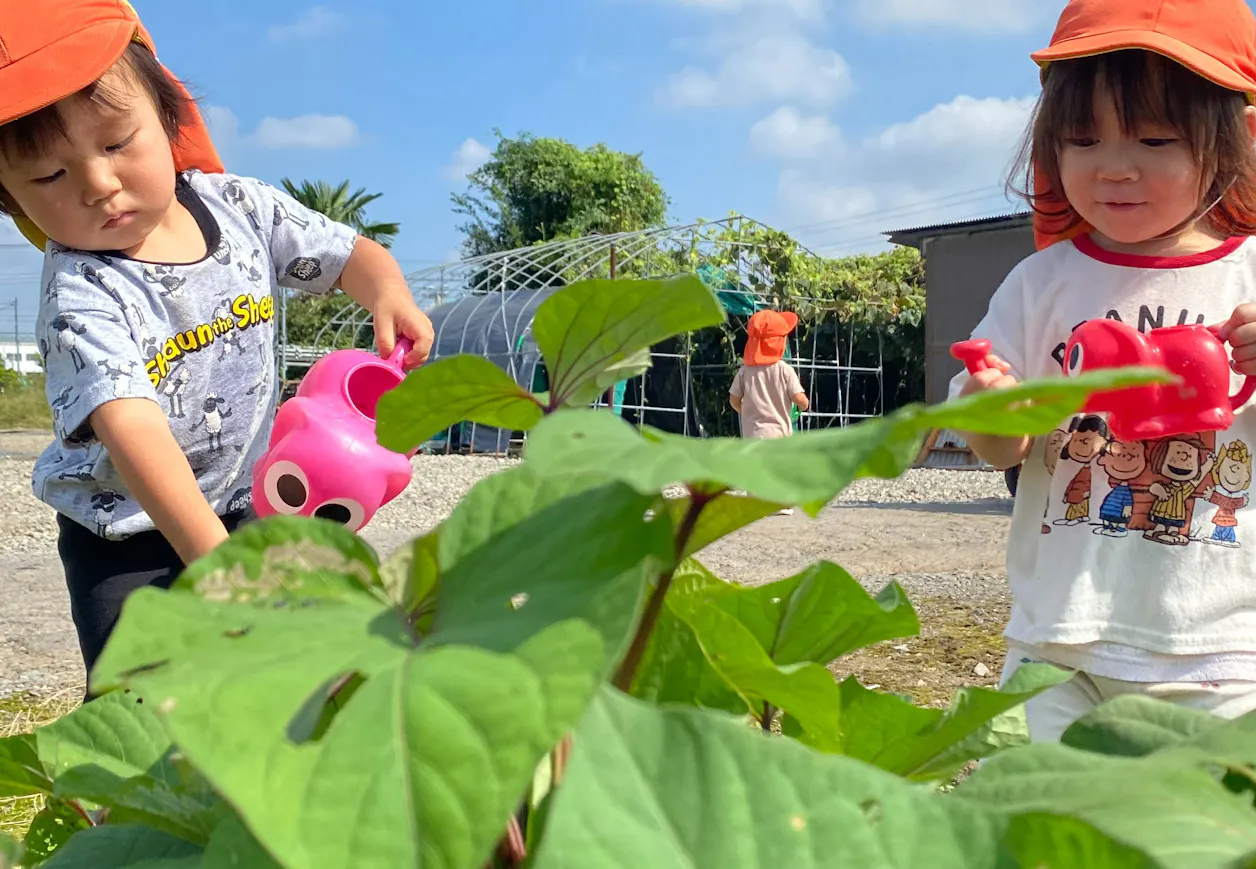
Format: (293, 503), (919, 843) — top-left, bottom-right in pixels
(0, 0), (223, 250)
(1027, 0), (1256, 250)
(744, 310), (798, 365)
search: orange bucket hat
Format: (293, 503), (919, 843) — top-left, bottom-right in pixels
(1027, 0), (1256, 250)
(0, 0), (223, 250)
(744, 310), (798, 366)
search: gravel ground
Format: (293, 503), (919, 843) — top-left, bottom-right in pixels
(0, 430), (1014, 698)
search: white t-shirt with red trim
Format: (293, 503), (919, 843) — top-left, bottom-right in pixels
(950, 234), (1256, 682)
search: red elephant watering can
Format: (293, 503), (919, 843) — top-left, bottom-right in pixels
(252, 338), (417, 532)
(951, 321), (1256, 443)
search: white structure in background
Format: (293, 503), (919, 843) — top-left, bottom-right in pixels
(1, 338), (43, 375)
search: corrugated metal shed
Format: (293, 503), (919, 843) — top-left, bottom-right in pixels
(885, 211), (1033, 250)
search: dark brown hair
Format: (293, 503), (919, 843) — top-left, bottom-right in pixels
(0, 42), (192, 217)
(1009, 49), (1256, 238)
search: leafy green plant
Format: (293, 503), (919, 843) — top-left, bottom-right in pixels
(5, 274), (1242, 869)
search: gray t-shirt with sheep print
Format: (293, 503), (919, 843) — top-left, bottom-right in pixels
(32, 169), (358, 539)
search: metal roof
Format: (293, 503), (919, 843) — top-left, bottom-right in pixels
(885, 211), (1033, 250)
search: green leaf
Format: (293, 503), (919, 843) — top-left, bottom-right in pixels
(430, 466), (672, 663)
(1001, 813), (1159, 869)
(532, 687), (1008, 868)
(37, 690), (222, 844)
(0, 732), (49, 798)
(92, 472), (670, 869)
(532, 276), (726, 407)
(1061, 694), (1225, 758)
(524, 368), (1172, 508)
(175, 515), (384, 606)
(719, 562), (919, 666)
(22, 798), (88, 864)
(665, 493), (784, 558)
(523, 408), (898, 509)
(670, 595), (843, 748)
(376, 354), (544, 453)
(834, 664), (1075, 780)
(915, 366), (1171, 438)
(40, 825), (200, 868)
(378, 530), (441, 629)
(202, 814), (283, 868)
(957, 742), (1256, 868)
(629, 563), (746, 714)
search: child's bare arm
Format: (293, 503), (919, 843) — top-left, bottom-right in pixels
(91, 399), (228, 564)
(730, 394), (742, 412)
(792, 391), (809, 411)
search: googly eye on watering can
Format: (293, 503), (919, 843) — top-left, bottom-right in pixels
(252, 338), (417, 532)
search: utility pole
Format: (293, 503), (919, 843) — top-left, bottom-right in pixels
(8, 300), (18, 378)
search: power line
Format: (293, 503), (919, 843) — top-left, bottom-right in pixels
(777, 184), (1008, 236)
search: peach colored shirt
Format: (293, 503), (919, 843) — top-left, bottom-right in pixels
(730, 361), (803, 439)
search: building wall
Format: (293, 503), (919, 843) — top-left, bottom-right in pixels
(923, 224), (1036, 404)
(0, 340), (45, 376)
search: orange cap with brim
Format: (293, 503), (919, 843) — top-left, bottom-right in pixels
(744, 310), (798, 366)
(1027, 0), (1256, 250)
(0, 0), (223, 250)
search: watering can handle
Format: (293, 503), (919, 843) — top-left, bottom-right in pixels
(385, 336), (415, 368)
(1207, 325), (1256, 411)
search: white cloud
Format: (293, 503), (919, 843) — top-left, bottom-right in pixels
(205, 106), (361, 152)
(749, 106), (842, 159)
(660, 29), (851, 109)
(444, 138), (492, 182)
(268, 6), (347, 43)
(773, 94), (1036, 250)
(253, 115), (360, 150)
(850, 0), (1045, 33)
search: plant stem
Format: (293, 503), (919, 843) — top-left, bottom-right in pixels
(612, 490), (708, 692)
(761, 702), (775, 734)
(551, 735), (572, 787)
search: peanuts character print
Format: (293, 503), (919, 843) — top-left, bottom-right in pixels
(1041, 416), (1249, 549)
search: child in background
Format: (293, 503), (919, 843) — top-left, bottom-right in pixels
(730, 310), (809, 514)
(0, 1), (433, 684)
(953, 0), (1256, 741)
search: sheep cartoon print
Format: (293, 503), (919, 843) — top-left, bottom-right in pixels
(32, 169), (358, 539)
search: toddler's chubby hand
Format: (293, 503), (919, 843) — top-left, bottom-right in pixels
(1218, 303), (1256, 377)
(958, 354), (1018, 398)
(373, 291), (435, 370)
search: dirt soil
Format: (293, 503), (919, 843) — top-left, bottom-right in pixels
(0, 432), (1015, 705)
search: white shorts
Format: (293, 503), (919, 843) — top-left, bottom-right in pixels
(999, 644), (1256, 743)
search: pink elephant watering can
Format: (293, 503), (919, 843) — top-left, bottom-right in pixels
(252, 338), (417, 532)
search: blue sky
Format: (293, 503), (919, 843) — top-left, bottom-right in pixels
(0, 0), (1219, 333)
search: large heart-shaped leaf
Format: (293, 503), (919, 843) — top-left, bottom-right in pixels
(531, 275), (726, 408)
(174, 514), (386, 607)
(202, 814), (283, 868)
(93, 472), (670, 869)
(957, 741), (1256, 868)
(832, 664), (1075, 780)
(40, 825), (200, 868)
(0, 834), (22, 868)
(532, 687), (1010, 868)
(376, 354), (544, 453)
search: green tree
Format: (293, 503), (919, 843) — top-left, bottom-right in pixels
(452, 131), (670, 259)
(279, 179), (401, 248)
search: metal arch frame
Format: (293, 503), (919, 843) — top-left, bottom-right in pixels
(277, 216), (886, 451)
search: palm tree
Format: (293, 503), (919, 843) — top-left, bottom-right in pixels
(279, 179), (401, 248)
